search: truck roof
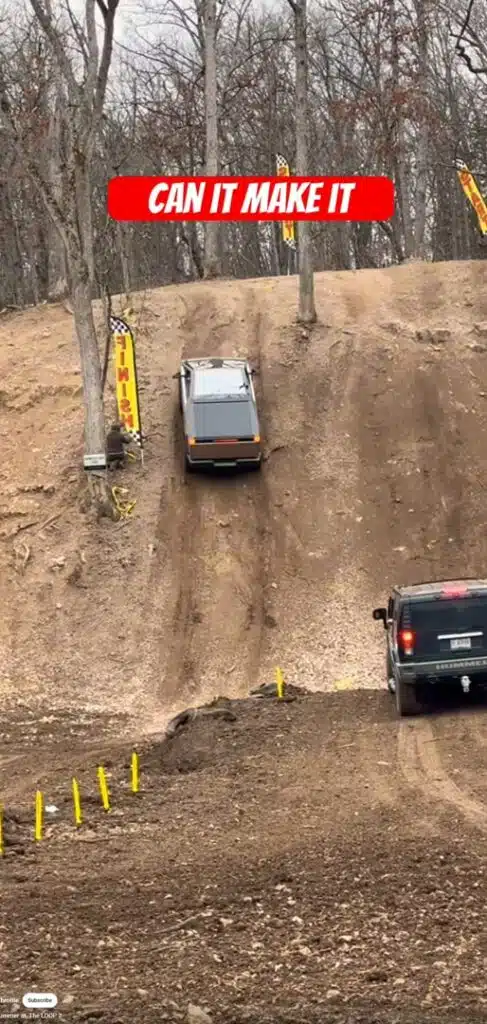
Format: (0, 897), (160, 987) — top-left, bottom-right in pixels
(395, 578), (487, 598)
(182, 357), (248, 369)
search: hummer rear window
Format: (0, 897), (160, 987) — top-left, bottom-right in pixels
(400, 597), (487, 633)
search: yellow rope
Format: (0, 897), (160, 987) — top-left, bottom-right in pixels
(111, 486), (136, 518)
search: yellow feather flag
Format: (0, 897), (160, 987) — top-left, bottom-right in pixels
(457, 163), (487, 236)
(276, 153), (297, 249)
(110, 315), (143, 449)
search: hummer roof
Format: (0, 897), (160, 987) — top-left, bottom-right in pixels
(395, 578), (487, 598)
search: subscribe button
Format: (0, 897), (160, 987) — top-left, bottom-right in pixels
(23, 993), (58, 1008)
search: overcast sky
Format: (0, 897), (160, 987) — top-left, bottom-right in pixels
(15, 0), (280, 47)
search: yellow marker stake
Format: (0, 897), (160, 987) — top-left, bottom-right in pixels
(35, 790), (43, 842)
(131, 752), (139, 794)
(335, 678), (353, 691)
(0, 803), (4, 856)
(72, 778), (82, 826)
(276, 666), (285, 699)
(97, 767), (110, 812)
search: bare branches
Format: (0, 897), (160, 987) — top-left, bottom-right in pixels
(27, 0), (78, 96)
(85, 0), (100, 102)
(63, 0), (89, 64)
(2, 0), (487, 306)
(94, 0), (120, 119)
(450, 0), (487, 75)
(0, 61), (73, 254)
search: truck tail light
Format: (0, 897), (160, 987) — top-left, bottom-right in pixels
(399, 629), (415, 656)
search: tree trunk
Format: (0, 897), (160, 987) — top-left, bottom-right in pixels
(378, 219), (405, 262)
(101, 285), (112, 392)
(1, 177), (25, 307)
(47, 76), (69, 300)
(115, 220), (132, 300)
(190, 223), (205, 279)
(352, 222), (374, 269)
(203, 0), (221, 278)
(25, 224), (40, 305)
(388, 0), (414, 259)
(293, 0), (317, 324)
(412, 0), (429, 259)
(271, 222), (281, 276)
(70, 256), (113, 517)
(74, 149), (96, 291)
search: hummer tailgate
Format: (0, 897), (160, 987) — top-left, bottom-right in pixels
(399, 595), (487, 662)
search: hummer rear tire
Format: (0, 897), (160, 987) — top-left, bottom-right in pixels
(395, 677), (422, 717)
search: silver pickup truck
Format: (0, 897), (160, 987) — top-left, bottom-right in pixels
(174, 357), (262, 472)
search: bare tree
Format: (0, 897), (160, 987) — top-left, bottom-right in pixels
(454, 0), (487, 75)
(0, 0), (120, 515)
(46, 66), (69, 299)
(286, 0), (317, 323)
(203, 0), (222, 277)
(2, 0), (487, 319)
(412, 0), (429, 258)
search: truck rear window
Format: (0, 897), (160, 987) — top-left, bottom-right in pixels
(400, 597), (487, 632)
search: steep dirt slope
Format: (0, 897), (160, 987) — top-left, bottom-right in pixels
(1, 261), (487, 726)
(138, 286), (272, 727)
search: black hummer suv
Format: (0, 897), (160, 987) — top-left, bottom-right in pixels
(373, 579), (487, 716)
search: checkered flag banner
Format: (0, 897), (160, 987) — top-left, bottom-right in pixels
(276, 153), (290, 175)
(110, 315), (129, 334)
(110, 315), (144, 448)
(275, 154), (297, 251)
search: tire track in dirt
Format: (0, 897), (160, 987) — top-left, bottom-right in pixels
(353, 343), (471, 595)
(144, 284), (271, 715)
(135, 297), (206, 722)
(468, 710), (487, 748)
(151, 292), (218, 706)
(175, 287), (270, 700)
(256, 319), (362, 687)
(412, 364), (466, 567)
(398, 718), (487, 834)
(241, 299), (273, 691)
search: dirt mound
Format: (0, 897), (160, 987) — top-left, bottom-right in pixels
(2, 688), (487, 1021)
(146, 684), (313, 772)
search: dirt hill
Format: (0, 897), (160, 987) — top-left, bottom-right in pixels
(2, 260), (487, 728)
(3, 260), (487, 1022)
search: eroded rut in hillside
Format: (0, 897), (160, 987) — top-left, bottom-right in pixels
(143, 288), (273, 715)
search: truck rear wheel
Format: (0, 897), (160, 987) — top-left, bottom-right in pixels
(395, 677), (422, 717)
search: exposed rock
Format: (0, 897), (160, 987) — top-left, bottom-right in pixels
(415, 328), (451, 344)
(380, 320), (406, 334)
(165, 704), (237, 739)
(187, 1005), (212, 1024)
(249, 681), (310, 699)
(264, 613), (278, 628)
